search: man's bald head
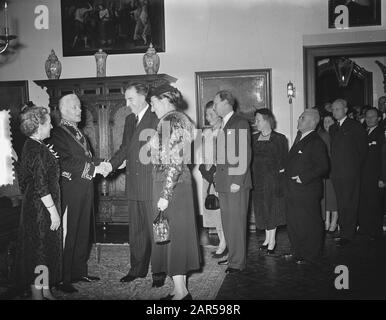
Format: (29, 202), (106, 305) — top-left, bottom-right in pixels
(332, 98), (348, 121)
(58, 94), (82, 123)
(297, 108), (320, 133)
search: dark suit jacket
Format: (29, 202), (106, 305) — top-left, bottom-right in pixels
(330, 118), (368, 180)
(214, 112), (252, 193)
(47, 124), (101, 187)
(110, 106), (158, 201)
(285, 131), (329, 197)
(47, 124), (102, 210)
(363, 126), (386, 182)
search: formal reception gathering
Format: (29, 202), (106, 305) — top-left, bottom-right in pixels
(1, 0), (386, 303)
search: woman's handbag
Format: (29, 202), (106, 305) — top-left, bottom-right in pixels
(153, 210), (170, 244)
(204, 182), (220, 210)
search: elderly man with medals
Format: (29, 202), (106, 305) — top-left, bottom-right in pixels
(47, 94), (110, 293)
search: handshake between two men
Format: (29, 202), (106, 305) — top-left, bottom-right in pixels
(94, 160), (126, 178)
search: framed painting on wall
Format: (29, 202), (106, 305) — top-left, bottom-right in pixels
(328, 0), (381, 28)
(61, 0), (165, 56)
(195, 69), (272, 128)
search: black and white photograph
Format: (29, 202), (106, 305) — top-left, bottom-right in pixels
(1, 0), (386, 309)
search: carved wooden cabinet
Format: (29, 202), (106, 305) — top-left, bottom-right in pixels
(34, 74), (177, 225)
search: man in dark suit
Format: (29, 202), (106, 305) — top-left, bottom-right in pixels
(48, 94), (106, 293)
(358, 108), (385, 239)
(378, 96), (386, 130)
(330, 99), (368, 246)
(284, 109), (329, 264)
(213, 90), (252, 274)
(105, 83), (164, 287)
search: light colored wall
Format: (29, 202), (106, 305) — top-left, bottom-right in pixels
(1, 0), (385, 215)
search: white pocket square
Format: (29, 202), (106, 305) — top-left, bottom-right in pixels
(298, 150), (303, 154)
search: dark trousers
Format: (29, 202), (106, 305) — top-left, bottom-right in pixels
(218, 189), (249, 270)
(332, 177), (360, 240)
(128, 200), (153, 277)
(358, 178), (383, 238)
(286, 191), (323, 261)
(62, 183), (93, 283)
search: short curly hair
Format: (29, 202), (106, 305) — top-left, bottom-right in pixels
(19, 106), (49, 137)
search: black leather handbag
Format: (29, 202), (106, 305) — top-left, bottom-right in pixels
(204, 182), (220, 210)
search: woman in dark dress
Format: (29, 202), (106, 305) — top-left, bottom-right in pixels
(318, 114), (338, 233)
(16, 106), (62, 300)
(149, 84), (201, 300)
(252, 108), (288, 254)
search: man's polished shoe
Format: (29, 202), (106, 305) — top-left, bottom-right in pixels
(259, 244), (268, 250)
(225, 267), (241, 274)
(74, 275), (100, 283)
(120, 274), (146, 283)
(282, 253), (295, 260)
(336, 238), (351, 246)
(295, 259), (308, 265)
(218, 259), (229, 265)
(56, 283), (78, 293)
(160, 294), (174, 300)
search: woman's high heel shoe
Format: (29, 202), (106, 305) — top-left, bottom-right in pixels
(259, 244), (268, 250)
(182, 293), (192, 300)
(212, 247), (228, 259)
(266, 244), (276, 255)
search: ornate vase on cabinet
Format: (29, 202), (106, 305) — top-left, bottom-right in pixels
(45, 50), (62, 79)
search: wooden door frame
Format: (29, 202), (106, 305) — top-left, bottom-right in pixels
(304, 41), (386, 108)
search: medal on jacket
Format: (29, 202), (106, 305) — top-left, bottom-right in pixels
(60, 123), (93, 158)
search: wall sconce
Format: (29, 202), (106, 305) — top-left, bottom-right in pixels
(0, 2), (17, 54)
(287, 81), (296, 104)
(287, 81), (296, 144)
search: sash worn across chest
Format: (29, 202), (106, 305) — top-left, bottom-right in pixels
(60, 124), (92, 157)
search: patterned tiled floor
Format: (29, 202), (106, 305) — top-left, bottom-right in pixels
(216, 227), (386, 300)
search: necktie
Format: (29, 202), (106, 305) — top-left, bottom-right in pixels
(293, 131), (302, 146)
(135, 115), (139, 126)
(219, 119), (225, 130)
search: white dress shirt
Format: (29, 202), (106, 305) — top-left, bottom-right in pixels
(221, 111), (234, 129)
(136, 104), (149, 124)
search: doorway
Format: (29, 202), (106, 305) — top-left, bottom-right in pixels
(303, 41), (386, 108)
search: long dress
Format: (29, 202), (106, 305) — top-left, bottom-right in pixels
(149, 110), (201, 276)
(251, 131), (287, 230)
(16, 138), (62, 288)
(318, 130), (337, 213)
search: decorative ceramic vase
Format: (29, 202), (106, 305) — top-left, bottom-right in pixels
(45, 49), (62, 79)
(143, 43), (160, 75)
(94, 49), (108, 77)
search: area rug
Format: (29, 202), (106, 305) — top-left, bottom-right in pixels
(53, 244), (227, 300)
